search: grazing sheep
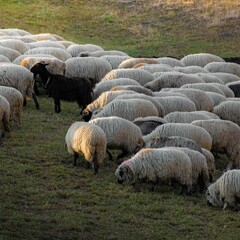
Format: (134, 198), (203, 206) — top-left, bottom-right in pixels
(204, 62), (240, 78)
(0, 54), (10, 63)
(102, 68), (154, 86)
(65, 57), (112, 86)
(205, 92), (227, 107)
(67, 44), (104, 57)
(13, 54), (57, 65)
(90, 116), (144, 160)
(0, 46), (21, 61)
(65, 121), (107, 174)
(0, 63), (39, 109)
(79, 50), (129, 57)
(100, 55), (131, 69)
(115, 147), (193, 194)
(0, 28), (31, 36)
(165, 88), (214, 111)
(153, 91), (188, 99)
(163, 111), (212, 123)
(194, 111), (220, 120)
(201, 148), (215, 182)
(81, 90), (136, 121)
(209, 72), (240, 84)
(0, 86), (23, 126)
(191, 119), (240, 169)
(192, 73), (224, 84)
(207, 83), (235, 98)
(115, 93), (165, 117)
(27, 40), (66, 50)
(133, 116), (167, 135)
(180, 53), (225, 67)
(143, 123), (212, 151)
(175, 66), (210, 74)
(31, 33), (59, 41)
(154, 96), (196, 115)
(213, 100), (240, 126)
(226, 80), (240, 97)
(0, 95), (11, 134)
(91, 98), (159, 122)
(0, 39), (30, 54)
(93, 78), (141, 100)
(25, 47), (72, 61)
(145, 135), (203, 153)
(118, 58), (160, 69)
(111, 85), (154, 96)
(206, 169), (240, 211)
(136, 64), (174, 74)
(144, 72), (204, 91)
(30, 61), (93, 113)
(157, 57), (184, 67)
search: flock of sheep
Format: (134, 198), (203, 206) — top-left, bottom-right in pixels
(1, 28), (240, 211)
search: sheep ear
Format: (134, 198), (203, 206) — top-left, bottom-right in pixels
(39, 61), (49, 66)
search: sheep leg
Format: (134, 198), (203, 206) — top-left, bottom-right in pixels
(92, 153), (99, 175)
(73, 152), (79, 166)
(32, 92), (40, 109)
(54, 98), (61, 113)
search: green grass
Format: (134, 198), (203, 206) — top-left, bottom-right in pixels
(1, 97), (240, 240)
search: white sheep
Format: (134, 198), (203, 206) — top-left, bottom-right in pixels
(201, 148), (216, 182)
(118, 58), (160, 69)
(180, 53), (225, 67)
(204, 62), (240, 78)
(115, 147), (193, 194)
(100, 55), (131, 69)
(213, 100), (240, 126)
(207, 82), (235, 98)
(0, 28), (31, 36)
(93, 78), (141, 100)
(27, 40), (66, 50)
(163, 111), (212, 123)
(153, 91), (189, 99)
(143, 122), (212, 151)
(209, 72), (240, 84)
(191, 119), (240, 169)
(67, 44), (104, 57)
(191, 73), (224, 84)
(194, 111), (220, 119)
(175, 66), (210, 74)
(0, 39), (30, 54)
(136, 64), (174, 74)
(102, 68), (154, 86)
(0, 95), (11, 134)
(111, 85), (154, 96)
(154, 96), (196, 115)
(206, 169), (240, 211)
(79, 50), (129, 57)
(90, 116), (144, 160)
(133, 116), (167, 135)
(91, 98), (159, 122)
(0, 46), (21, 62)
(0, 54), (10, 63)
(157, 57), (184, 67)
(205, 92), (227, 107)
(65, 57), (112, 85)
(0, 86), (23, 126)
(144, 72), (204, 91)
(65, 121), (107, 174)
(30, 33), (59, 41)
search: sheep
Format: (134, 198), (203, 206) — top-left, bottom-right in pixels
(81, 90), (136, 121)
(13, 54), (57, 65)
(144, 72), (204, 91)
(65, 57), (112, 86)
(30, 61), (93, 113)
(154, 96), (196, 115)
(175, 66), (210, 74)
(226, 80), (240, 97)
(206, 169), (240, 211)
(209, 72), (240, 84)
(136, 64), (174, 74)
(163, 111), (212, 123)
(100, 55), (131, 69)
(204, 62), (240, 78)
(194, 111), (220, 120)
(24, 47), (72, 61)
(93, 78), (141, 100)
(0, 46), (21, 62)
(118, 58), (160, 69)
(102, 68), (154, 86)
(0, 95), (11, 134)
(205, 92), (227, 107)
(115, 93), (165, 117)
(213, 101), (240, 126)
(201, 148), (215, 182)
(89, 116), (144, 160)
(79, 50), (129, 57)
(66, 44), (104, 57)
(0, 63), (39, 109)
(143, 123), (212, 151)
(91, 98), (159, 122)
(111, 85), (154, 96)
(0, 28), (31, 36)
(180, 53), (225, 67)
(0, 54), (10, 63)
(27, 40), (66, 50)
(180, 83), (225, 96)
(157, 57), (184, 67)
(0, 39), (30, 54)
(115, 147), (193, 194)
(145, 135), (203, 153)
(0, 86), (23, 126)
(65, 121), (107, 174)
(163, 88), (214, 111)
(30, 33), (59, 41)
(206, 83), (235, 98)
(192, 73), (224, 84)
(58, 40), (75, 48)
(133, 116), (167, 135)
(191, 119), (240, 169)
(153, 91), (189, 99)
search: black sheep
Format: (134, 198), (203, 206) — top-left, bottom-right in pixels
(30, 61), (94, 113)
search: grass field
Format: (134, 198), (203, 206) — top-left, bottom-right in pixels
(0, 1), (240, 239)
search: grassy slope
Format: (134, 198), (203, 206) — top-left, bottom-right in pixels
(0, 1), (240, 239)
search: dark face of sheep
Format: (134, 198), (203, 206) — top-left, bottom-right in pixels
(115, 165), (134, 184)
(30, 61), (50, 82)
(81, 109), (92, 122)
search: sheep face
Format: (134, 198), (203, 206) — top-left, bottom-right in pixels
(30, 61), (49, 79)
(115, 165), (134, 184)
(81, 109), (92, 122)
(206, 188), (223, 207)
